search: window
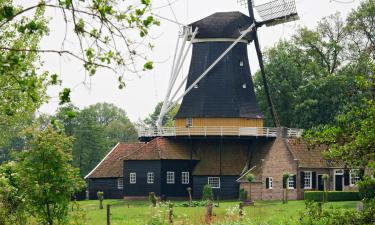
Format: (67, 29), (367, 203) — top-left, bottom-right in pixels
(117, 178), (124, 189)
(147, 172), (154, 184)
(350, 169), (360, 186)
(240, 61), (244, 67)
(288, 176), (294, 189)
(186, 118), (193, 127)
(208, 177), (220, 188)
(242, 83), (247, 89)
(304, 171), (312, 189)
(167, 171), (175, 184)
(130, 173), (136, 184)
(266, 177), (273, 189)
(182, 172), (189, 184)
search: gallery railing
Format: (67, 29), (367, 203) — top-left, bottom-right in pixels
(138, 126), (303, 138)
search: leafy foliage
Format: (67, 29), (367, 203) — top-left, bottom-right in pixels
(254, 10), (373, 129)
(202, 184), (213, 201)
(300, 199), (375, 225)
(56, 103), (137, 177)
(0, 126), (85, 224)
(357, 177), (375, 199)
(143, 102), (180, 127)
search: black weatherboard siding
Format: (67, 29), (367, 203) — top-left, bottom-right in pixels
(193, 176), (239, 200)
(124, 160), (162, 196)
(161, 160), (194, 197)
(88, 178), (123, 199)
(175, 42), (263, 119)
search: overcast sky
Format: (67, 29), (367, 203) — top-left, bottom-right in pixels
(38, 0), (362, 122)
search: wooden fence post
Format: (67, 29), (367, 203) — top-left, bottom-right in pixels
(205, 200), (213, 224)
(239, 202), (244, 219)
(106, 204), (111, 225)
(168, 202), (174, 224)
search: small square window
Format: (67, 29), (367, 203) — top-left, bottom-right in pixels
(130, 173), (136, 184)
(117, 178), (124, 189)
(288, 176), (294, 189)
(182, 172), (189, 184)
(147, 172), (154, 184)
(208, 177), (220, 188)
(268, 177), (273, 189)
(186, 118), (193, 127)
(350, 169), (360, 186)
(167, 171), (175, 184)
(304, 171), (312, 189)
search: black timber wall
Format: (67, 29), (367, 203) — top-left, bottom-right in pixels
(193, 176), (239, 200)
(161, 160), (193, 197)
(124, 160), (162, 196)
(88, 178), (123, 199)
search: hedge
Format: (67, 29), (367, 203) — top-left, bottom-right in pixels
(304, 191), (361, 202)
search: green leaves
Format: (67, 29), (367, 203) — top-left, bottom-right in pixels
(59, 88), (71, 104)
(0, 5), (15, 21)
(143, 61), (153, 70)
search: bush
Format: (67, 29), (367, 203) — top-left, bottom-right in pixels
(202, 184), (213, 201)
(300, 199), (375, 225)
(239, 188), (247, 201)
(304, 191), (360, 202)
(358, 177), (375, 199)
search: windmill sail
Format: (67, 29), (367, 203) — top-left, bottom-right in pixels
(255, 0), (299, 27)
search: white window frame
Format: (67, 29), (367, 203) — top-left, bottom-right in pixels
(208, 177), (221, 189)
(117, 178), (124, 189)
(304, 171), (312, 189)
(186, 118), (193, 127)
(130, 173), (136, 184)
(182, 172), (189, 184)
(268, 177), (273, 189)
(350, 169), (360, 186)
(288, 176), (294, 189)
(167, 171), (175, 184)
(147, 172), (154, 184)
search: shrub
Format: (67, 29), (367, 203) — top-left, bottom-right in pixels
(202, 184), (213, 201)
(300, 199), (375, 225)
(304, 191), (360, 202)
(239, 188), (247, 201)
(358, 177), (375, 199)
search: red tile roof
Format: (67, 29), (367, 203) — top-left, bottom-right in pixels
(287, 139), (344, 168)
(86, 138), (199, 179)
(123, 137), (199, 160)
(85, 142), (145, 179)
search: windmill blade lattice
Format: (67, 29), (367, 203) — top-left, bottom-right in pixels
(255, 0), (299, 26)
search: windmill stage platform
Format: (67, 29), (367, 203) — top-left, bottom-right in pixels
(137, 126), (303, 140)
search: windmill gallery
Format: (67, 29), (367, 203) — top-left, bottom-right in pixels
(85, 1), (362, 201)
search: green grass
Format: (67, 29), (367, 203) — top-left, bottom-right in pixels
(79, 199), (357, 225)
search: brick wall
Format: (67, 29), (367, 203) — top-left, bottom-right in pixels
(240, 137), (299, 200)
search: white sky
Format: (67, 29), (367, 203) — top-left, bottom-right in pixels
(38, 0), (362, 122)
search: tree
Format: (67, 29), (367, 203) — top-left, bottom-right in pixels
(0, 0), (158, 152)
(246, 173), (255, 201)
(17, 126), (85, 224)
(254, 11), (373, 129)
(55, 103), (138, 176)
(282, 172), (290, 204)
(143, 102), (180, 127)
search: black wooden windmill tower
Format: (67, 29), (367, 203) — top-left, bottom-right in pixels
(135, 0), (302, 199)
(140, 0), (300, 135)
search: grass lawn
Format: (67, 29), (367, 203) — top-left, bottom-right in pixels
(79, 200), (357, 225)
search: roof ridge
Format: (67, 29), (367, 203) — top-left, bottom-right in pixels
(121, 142), (148, 160)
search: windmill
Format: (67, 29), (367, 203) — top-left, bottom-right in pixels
(155, 0), (299, 130)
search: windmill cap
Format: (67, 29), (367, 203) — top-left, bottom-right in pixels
(189, 11), (254, 42)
